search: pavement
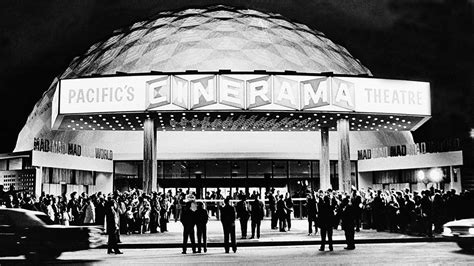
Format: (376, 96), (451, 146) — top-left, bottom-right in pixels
(113, 218), (448, 249)
(3, 242), (473, 265)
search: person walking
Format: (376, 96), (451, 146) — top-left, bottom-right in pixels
(181, 200), (196, 254)
(318, 195), (335, 251)
(341, 196), (356, 250)
(249, 195), (264, 239)
(236, 195), (250, 239)
(220, 197), (237, 253)
(105, 196), (122, 255)
(195, 202), (209, 253)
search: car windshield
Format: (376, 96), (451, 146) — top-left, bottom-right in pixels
(34, 213), (55, 225)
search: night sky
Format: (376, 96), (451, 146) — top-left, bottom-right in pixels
(0, 0), (472, 173)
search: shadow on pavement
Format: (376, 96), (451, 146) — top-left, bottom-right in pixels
(452, 249), (474, 256)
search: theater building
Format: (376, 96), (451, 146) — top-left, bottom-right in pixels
(1, 6), (463, 198)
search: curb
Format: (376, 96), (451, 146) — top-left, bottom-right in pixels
(100, 237), (450, 249)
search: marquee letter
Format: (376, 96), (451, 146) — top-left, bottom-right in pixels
(301, 78), (329, 109)
(190, 76), (216, 109)
(247, 76), (272, 109)
(220, 76), (244, 109)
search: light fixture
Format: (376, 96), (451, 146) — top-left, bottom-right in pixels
(429, 168), (443, 182)
(417, 170), (425, 181)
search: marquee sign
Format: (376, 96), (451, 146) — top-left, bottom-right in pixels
(54, 74), (430, 117)
(33, 137), (113, 160)
(357, 139), (461, 160)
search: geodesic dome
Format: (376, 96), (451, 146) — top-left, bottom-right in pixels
(60, 5), (371, 78)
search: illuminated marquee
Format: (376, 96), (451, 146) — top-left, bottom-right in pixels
(140, 75), (355, 111)
(56, 73), (430, 116)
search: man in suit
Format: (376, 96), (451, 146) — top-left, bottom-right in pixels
(236, 195), (250, 239)
(105, 196), (123, 255)
(420, 190), (433, 237)
(220, 197), (237, 253)
(306, 193), (318, 236)
(276, 194), (288, 232)
(341, 196), (356, 250)
(195, 201), (209, 253)
(318, 195), (335, 251)
(249, 195), (264, 239)
(181, 200), (196, 254)
(268, 189), (277, 229)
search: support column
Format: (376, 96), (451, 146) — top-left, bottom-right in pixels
(337, 118), (351, 192)
(319, 127), (331, 190)
(143, 118), (157, 194)
(35, 166), (43, 198)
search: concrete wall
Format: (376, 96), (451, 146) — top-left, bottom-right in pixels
(95, 172), (113, 194)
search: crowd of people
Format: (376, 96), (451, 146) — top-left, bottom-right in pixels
(1, 185), (473, 253)
(290, 187), (474, 238)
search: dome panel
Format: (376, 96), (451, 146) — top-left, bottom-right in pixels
(60, 5), (371, 78)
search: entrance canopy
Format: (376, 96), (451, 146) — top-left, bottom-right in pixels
(52, 72), (431, 132)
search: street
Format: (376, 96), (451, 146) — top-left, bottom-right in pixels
(0, 242), (473, 265)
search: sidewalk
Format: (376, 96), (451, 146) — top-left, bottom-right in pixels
(114, 219), (447, 249)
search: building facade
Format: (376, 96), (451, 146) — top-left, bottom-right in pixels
(1, 6), (463, 197)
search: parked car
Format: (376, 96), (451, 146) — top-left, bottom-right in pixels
(442, 218), (474, 250)
(0, 208), (106, 261)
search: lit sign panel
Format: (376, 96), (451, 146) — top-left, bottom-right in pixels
(56, 74), (430, 116)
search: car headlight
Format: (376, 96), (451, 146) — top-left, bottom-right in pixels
(469, 228), (474, 235)
(443, 227), (452, 234)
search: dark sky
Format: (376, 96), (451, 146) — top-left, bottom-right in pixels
(0, 0), (472, 165)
